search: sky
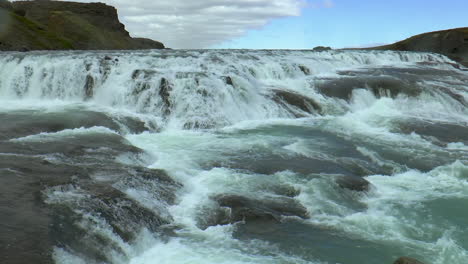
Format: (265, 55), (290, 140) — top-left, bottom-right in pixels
(55, 0), (468, 49)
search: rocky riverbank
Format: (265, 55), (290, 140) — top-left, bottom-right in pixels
(367, 28), (468, 67)
(0, 0), (164, 51)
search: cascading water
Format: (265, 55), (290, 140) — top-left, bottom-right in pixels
(0, 50), (467, 264)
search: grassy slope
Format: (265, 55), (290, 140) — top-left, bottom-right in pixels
(47, 11), (135, 50)
(0, 9), (142, 50)
(14, 12), (74, 49)
(0, 10), (74, 50)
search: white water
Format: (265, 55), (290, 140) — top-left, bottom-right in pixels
(0, 50), (459, 129)
(1, 50), (467, 264)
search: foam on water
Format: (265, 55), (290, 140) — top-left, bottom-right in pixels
(0, 50), (461, 130)
(9, 126), (118, 142)
(1, 50), (467, 264)
(294, 161), (468, 264)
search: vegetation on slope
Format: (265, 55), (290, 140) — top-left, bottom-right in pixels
(0, 0), (164, 51)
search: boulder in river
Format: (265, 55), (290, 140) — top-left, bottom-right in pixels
(272, 89), (322, 116)
(393, 256), (426, 264)
(211, 194), (309, 225)
(335, 175), (371, 192)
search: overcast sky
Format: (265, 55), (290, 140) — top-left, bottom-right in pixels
(55, 0), (468, 49)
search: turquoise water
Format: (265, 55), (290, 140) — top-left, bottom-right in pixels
(0, 50), (466, 264)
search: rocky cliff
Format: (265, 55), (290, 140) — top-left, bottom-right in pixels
(0, 0), (165, 51)
(369, 28), (468, 66)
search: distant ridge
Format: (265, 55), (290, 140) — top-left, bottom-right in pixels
(366, 28), (468, 66)
(0, 0), (165, 51)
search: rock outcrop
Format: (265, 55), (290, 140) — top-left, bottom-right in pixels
(312, 46), (332, 52)
(211, 194), (309, 225)
(368, 28), (468, 67)
(393, 257), (426, 264)
(0, 0), (165, 51)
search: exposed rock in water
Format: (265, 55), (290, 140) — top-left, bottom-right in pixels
(0, 109), (149, 140)
(393, 257), (426, 264)
(298, 65), (311, 75)
(392, 119), (468, 146)
(84, 75), (94, 99)
(211, 194), (309, 225)
(222, 76), (234, 86)
(0, 124), (180, 263)
(132, 69), (159, 80)
(50, 171), (177, 263)
(159, 77), (172, 116)
(334, 175), (371, 192)
(312, 46), (332, 52)
(317, 66), (468, 103)
(0, 1), (165, 51)
(316, 75), (421, 100)
(272, 89), (322, 116)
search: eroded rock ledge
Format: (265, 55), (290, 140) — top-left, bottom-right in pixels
(0, 0), (165, 51)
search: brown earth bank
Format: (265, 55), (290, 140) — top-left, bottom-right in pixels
(0, 0), (165, 51)
(365, 28), (468, 67)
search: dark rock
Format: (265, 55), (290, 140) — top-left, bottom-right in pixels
(132, 37), (165, 49)
(222, 76), (234, 86)
(392, 119), (468, 145)
(316, 75), (420, 100)
(159, 78), (172, 116)
(368, 27), (468, 67)
(131, 69), (158, 80)
(104, 55), (112, 60)
(48, 167), (178, 263)
(84, 75), (94, 99)
(0, 156), (64, 264)
(272, 89), (322, 116)
(51, 181), (171, 246)
(393, 257), (426, 264)
(316, 66), (468, 101)
(313, 46), (332, 52)
(212, 194), (308, 225)
(234, 219), (397, 264)
(0, 109), (148, 140)
(335, 175), (371, 192)
(298, 65), (311, 75)
(0, 121), (179, 263)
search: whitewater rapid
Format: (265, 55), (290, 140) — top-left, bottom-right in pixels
(0, 50), (467, 264)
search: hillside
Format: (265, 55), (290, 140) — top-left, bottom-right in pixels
(0, 0), (165, 51)
(368, 28), (468, 66)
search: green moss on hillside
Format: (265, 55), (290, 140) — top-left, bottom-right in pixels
(48, 11), (132, 49)
(12, 12), (74, 49)
(0, 1), (164, 51)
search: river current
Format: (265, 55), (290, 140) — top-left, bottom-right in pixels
(0, 50), (467, 264)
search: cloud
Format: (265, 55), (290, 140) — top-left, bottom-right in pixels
(309, 0), (335, 9)
(56, 0), (307, 49)
(323, 0), (335, 8)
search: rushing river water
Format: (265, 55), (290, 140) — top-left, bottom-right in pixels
(0, 50), (467, 264)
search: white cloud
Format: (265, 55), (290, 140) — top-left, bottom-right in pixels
(309, 0), (335, 9)
(56, 0), (306, 48)
(323, 0), (335, 8)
